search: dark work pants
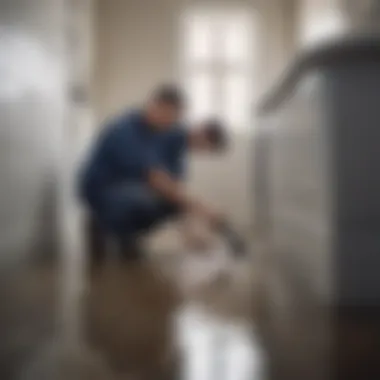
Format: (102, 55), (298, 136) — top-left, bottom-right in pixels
(84, 183), (180, 264)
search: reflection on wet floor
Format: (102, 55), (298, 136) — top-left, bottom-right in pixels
(175, 303), (265, 380)
(4, 231), (380, 380)
(0, 264), (59, 380)
(85, 253), (264, 379)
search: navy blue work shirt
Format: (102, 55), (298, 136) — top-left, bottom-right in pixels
(79, 110), (188, 205)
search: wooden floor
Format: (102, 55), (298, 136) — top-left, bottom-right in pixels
(85, 261), (181, 378)
(1, 253), (380, 380)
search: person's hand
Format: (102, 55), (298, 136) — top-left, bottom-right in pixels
(194, 203), (225, 229)
(183, 232), (213, 251)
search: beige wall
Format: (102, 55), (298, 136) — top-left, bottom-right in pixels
(256, 0), (298, 94)
(93, 0), (180, 121)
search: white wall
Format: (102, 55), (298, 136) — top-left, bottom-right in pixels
(0, 0), (67, 262)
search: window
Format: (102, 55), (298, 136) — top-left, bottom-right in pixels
(181, 7), (254, 131)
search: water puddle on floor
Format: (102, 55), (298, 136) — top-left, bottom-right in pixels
(174, 302), (266, 380)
